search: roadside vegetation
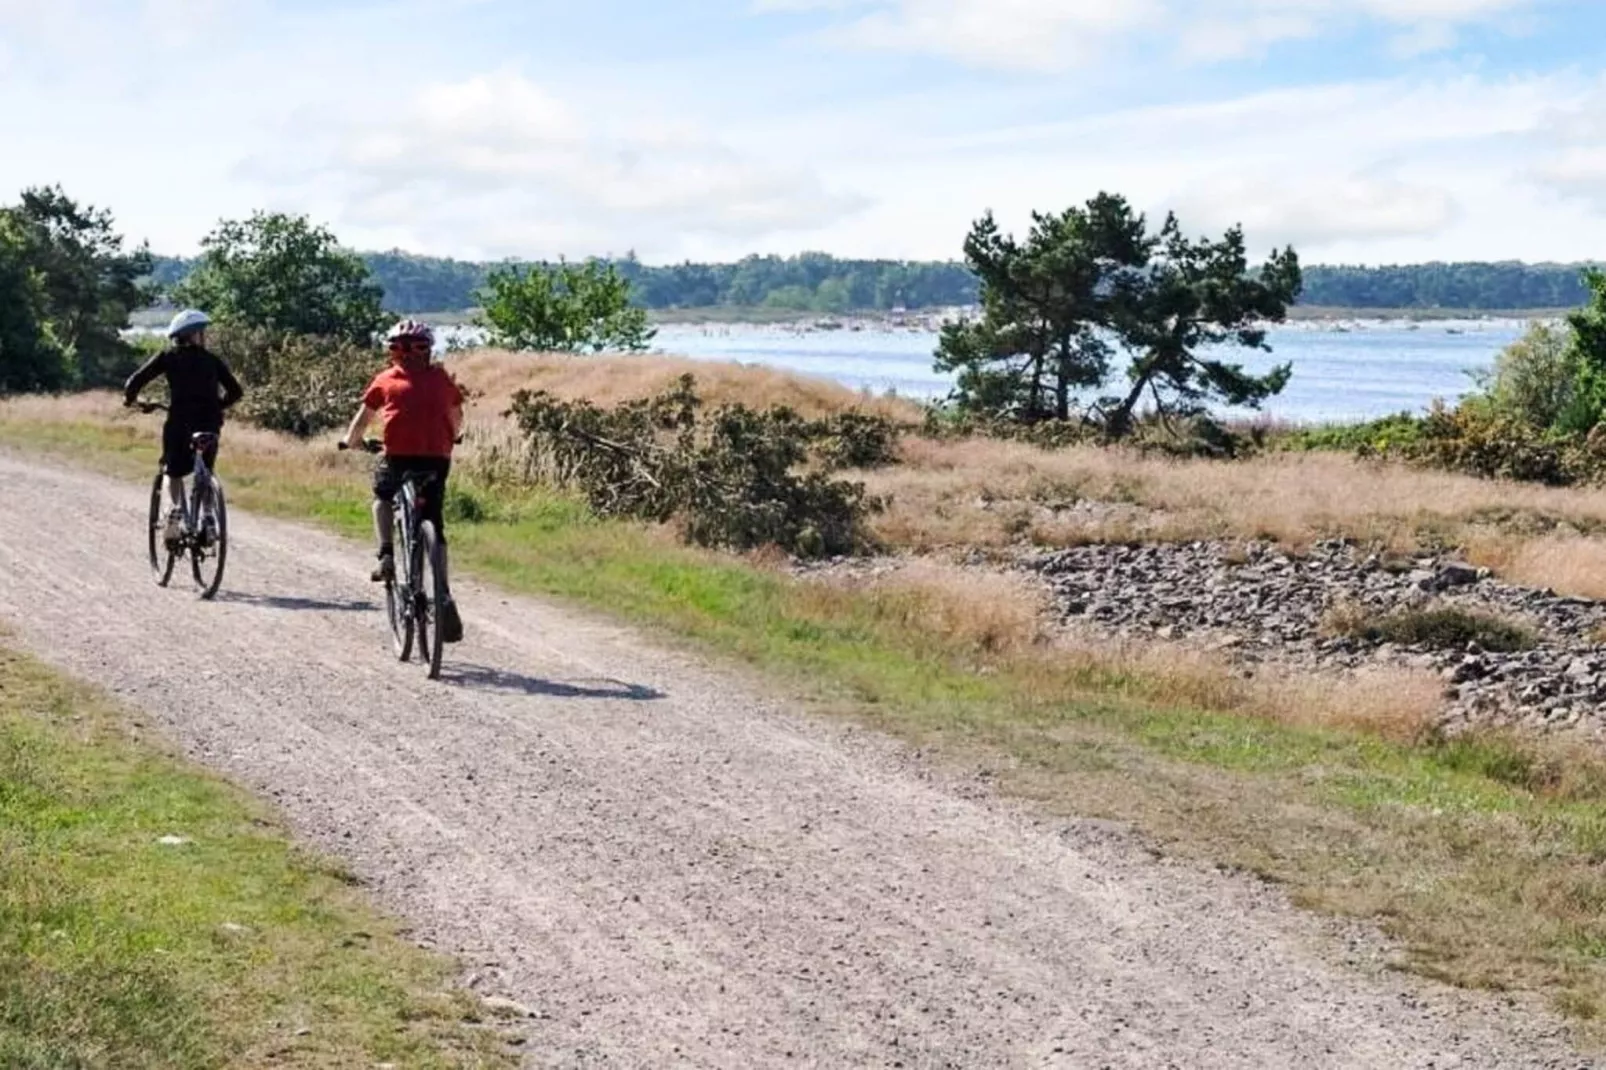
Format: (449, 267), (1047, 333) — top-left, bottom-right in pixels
(0, 643), (516, 1068)
(11, 387), (1606, 1037)
(14, 183), (1606, 1041)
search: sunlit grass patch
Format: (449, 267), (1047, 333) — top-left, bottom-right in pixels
(0, 645), (515, 1068)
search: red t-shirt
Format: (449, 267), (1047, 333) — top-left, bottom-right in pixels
(362, 365), (463, 458)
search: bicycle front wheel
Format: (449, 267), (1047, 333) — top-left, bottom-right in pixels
(191, 479), (228, 600)
(416, 521), (446, 680)
(386, 513), (414, 662)
(148, 470), (176, 587)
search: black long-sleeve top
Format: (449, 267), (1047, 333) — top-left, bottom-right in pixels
(123, 346), (244, 428)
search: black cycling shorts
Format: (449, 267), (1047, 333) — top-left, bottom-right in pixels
(161, 421), (220, 478)
(374, 456), (452, 544)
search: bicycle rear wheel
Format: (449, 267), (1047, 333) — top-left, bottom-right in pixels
(416, 520), (446, 680)
(147, 470), (176, 587)
(190, 479), (228, 600)
(386, 512), (414, 661)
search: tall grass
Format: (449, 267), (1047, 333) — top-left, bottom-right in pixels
(13, 393), (1606, 1037)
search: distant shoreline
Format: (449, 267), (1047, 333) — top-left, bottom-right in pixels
(128, 304), (1570, 332)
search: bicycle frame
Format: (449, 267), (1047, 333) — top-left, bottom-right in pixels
(186, 446), (217, 536)
(391, 473), (438, 599)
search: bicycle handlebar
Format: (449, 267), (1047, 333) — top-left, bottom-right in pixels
(336, 438), (459, 454)
(131, 401), (168, 414)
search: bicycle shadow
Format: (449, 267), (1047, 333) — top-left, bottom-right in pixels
(218, 591), (379, 614)
(439, 663), (666, 702)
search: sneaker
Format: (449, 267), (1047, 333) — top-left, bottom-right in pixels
(162, 509), (185, 548)
(370, 551), (395, 584)
(440, 596), (464, 644)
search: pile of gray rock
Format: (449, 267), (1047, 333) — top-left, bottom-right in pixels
(1023, 540), (1606, 734)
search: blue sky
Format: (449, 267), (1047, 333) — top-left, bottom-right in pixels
(3, 0), (1606, 264)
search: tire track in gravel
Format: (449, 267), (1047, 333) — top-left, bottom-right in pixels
(0, 450), (1591, 1068)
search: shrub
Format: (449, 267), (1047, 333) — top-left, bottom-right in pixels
(806, 410), (902, 471)
(1281, 412), (1426, 453)
(506, 374), (887, 557)
(1369, 402), (1592, 486)
(920, 406), (1099, 450)
(1326, 603), (1537, 653)
(211, 326), (382, 437)
(1477, 321), (1576, 431)
(1131, 415), (1259, 459)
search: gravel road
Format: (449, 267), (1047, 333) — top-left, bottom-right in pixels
(0, 451), (1592, 1069)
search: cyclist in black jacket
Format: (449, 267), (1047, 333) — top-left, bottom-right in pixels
(124, 309), (244, 546)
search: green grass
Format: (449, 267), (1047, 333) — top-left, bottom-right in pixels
(0, 644), (516, 1069)
(8, 409), (1606, 1041)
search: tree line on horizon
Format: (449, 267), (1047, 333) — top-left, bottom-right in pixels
(144, 250), (1602, 316)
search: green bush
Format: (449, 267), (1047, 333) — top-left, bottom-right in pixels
(211, 326), (382, 437)
(806, 410), (902, 471)
(1281, 412), (1426, 453)
(920, 406), (1099, 450)
(1331, 605), (1537, 653)
(506, 374), (887, 557)
(1477, 322), (1576, 431)
(1369, 402), (1597, 486)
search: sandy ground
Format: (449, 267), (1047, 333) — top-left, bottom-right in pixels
(0, 450), (1592, 1069)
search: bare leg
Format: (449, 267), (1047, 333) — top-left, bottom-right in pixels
(373, 498), (394, 553)
(166, 474), (186, 512)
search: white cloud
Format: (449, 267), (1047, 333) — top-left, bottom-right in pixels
(760, 0), (1549, 71)
(1170, 174), (1459, 247)
(248, 72), (870, 259)
(1528, 88), (1606, 213)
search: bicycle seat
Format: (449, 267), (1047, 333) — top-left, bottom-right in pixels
(190, 432), (219, 451)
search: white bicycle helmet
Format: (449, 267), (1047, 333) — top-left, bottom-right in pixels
(167, 308), (211, 339)
(385, 318), (435, 346)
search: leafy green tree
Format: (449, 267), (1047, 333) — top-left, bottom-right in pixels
(815, 277), (853, 313)
(1476, 321), (1576, 431)
(0, 214), (69, 393)
(762, 285), (817, 312)
(175, 212), (385, 343)
(1558, 269), (1606, 433)
(477, 259), (655, 353)
(935, 196), (1151, 422)
(6, 185), (151, 387)
(1101, 219), (1301, 436)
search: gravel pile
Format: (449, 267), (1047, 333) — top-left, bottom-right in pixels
(1024, 540), (1606, 735)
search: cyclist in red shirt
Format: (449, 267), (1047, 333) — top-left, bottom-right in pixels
(343, 319), (465, 642)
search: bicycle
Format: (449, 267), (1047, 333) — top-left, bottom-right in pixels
(338, 439), (447, 679)
(138, 402), (228, 600)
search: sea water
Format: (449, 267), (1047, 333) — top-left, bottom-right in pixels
(647, 319), (1532, 425)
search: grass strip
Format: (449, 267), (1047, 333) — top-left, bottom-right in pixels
(6, 408), (1606, 1039)
(0, 642), (516, 1069)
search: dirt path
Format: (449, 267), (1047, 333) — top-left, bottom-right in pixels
(0, 451), (1590, 1069)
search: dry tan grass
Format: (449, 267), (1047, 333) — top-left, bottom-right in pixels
(450, 349), (924, 422)
(865, 438), (1606, 593)
(800, 556), (1440, 742)
(1046, 633), (1442, 743)
(15, 366), (1606, 599)
(801, 559), (1052, 659)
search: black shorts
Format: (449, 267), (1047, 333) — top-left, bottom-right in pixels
(374, 456), (452, 544)
(161, 421), (220, 478)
